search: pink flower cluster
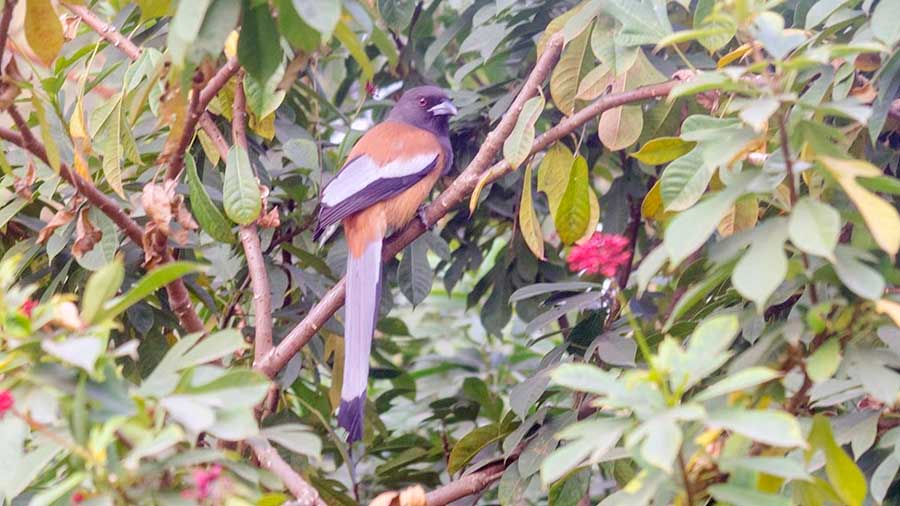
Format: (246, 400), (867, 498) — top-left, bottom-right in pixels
(182, 464), (222, 500)
(0, 390), (13, 417)
(566, 232), (631, 277)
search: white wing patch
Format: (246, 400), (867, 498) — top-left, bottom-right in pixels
(321, 152), (438, 206)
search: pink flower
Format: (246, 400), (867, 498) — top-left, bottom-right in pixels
(20, 299), (37, 318)
(0, 390), (14, 417)
(566, 232), (631, 278)
(183, 464), (222, 500)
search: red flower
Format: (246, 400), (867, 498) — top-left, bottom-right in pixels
(182, 464), (222, 500)
(566, 232), (631, 278)
(365, 81), (376, 97)
(71, 491), (86, 505)
(0, 390), (14, 417)
(20, 299), (37, 318)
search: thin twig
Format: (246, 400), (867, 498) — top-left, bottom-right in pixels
(247, 438), (325, 506)
(0, 0), (18, 71)
(232, 70), (273, 364)
(165, 57), (240, 179)
(256, 55), (682, 378)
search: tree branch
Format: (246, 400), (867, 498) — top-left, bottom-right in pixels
(424, 462), (506, 506)
(4, 108), (145, 244)
(165, 57), (240, 179)
(247, 438), (325, 506)
(232, 70), (273, 363)
(256, 37), (683, 378)
(63, 3), (238, 180)
(0, 0), (17, 72)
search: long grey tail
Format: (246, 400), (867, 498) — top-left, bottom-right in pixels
(337, 238), (382, 442)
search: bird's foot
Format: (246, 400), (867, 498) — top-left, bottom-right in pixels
(416, 205), (433, 230)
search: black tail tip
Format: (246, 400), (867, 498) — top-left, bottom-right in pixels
(337, 396), (365, 443)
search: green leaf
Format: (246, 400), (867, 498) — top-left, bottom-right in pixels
(238, 0), (283, 83)
(26, 471), (86, 506)
(398, 235), (432, 306)
(31, 95), (60, 173)
(548, 468), (590, 506)
(186, 155), (235, 243)
(333, 20), (374, 80)
(604, 0), (672, 47)
(378, 0), (416, 31)
(738, 97), (780, 133)
(292, 0), (340, 40)
(807, 338), (841, 383)
(554, 156), (591, 245)
(550, 27), (591, 115)
(871, 454), (899, 503)
(750, 11), (806, 60)
(81, 258), (124, 324)
(663, 178), (747, 267)
(872, 0), (900, 45)
(167, 0), (213, 67)
(189, 0), (241, 65)
(260, 425), (322, 460)
(717, 456), (810, 482)
(510, 281), (603, 302)
(552, 364), (619, 395)
(101, 262), (205, 321)
(707, 408), (806, 448)
(708, 484), (792, 506)
(519, 163), (545, 260)
(277, 0), (320, 51)
(660, 148), (713, 212)
(694, 367), (780, 402)
(693, 0), (736, 52)
(223, 145), (262, 225)
(732, 218), (788, 310)
(98, 95), (126, 198)
(869, 50), (900, 144)
(808, 415), (867, 506)
(631, 137), (695, 165)
(833, 246), (885, 300)
(448, 421), (518, 474)
(789, 197), (840, 261)
(504, 95), (544, 169)
(541, 443), (593, 486)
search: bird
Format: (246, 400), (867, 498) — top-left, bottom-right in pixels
(313, 86), (457, 442)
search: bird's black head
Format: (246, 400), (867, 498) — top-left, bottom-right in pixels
(387, 85), (457, 137)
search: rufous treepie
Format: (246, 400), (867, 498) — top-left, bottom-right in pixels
(313, 86), (457, 442)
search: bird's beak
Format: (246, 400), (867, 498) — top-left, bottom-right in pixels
(429, 100), (458, 116)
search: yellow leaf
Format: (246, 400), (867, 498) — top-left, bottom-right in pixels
(518, 163), (545, 260)
(197, 129), (221, 167)
(468, 171), (492, 214)
(537, 142), (575, 215)
(820, 156), (900, 256)
(718, 196), (759, 237)
(875, 299), (900, 328)
(582, 189), (600, 243)
(717, 43), (752, 68)
(642, 180), (665, 220)
(324, 331), (344, 411)
(225, 30), (239, 58)
(249, 112), (276, 140)
(550, 27), (591, 115)
(24, 0), (64, 66)
(631, 137), (696, 165)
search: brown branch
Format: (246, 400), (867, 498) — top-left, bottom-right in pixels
(4, 108), (145, 245)
(231, 70), (273, 363)
(0, 0), (17, 72)
(247, 438), (325, 506)
(423, 462), (506, 506)
(165, 57), (240, 179)
(64, 2), (237, 179)
(256, 51), (681, 378)
(65, 3), (142, 60)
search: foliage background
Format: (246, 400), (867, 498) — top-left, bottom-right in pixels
(1, 0), (900, 505)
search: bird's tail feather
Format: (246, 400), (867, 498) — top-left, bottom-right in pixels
(337, 238), (382, 442)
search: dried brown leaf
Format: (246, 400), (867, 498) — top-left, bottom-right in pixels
(72, 208), (101, 258)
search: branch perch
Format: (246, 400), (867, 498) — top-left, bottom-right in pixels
(255, 35), (682, 378)
(232, 70), (274, 363)
(247, 438), (326, 506)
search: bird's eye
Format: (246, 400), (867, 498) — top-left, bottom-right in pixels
(418, 97), (428, 107)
